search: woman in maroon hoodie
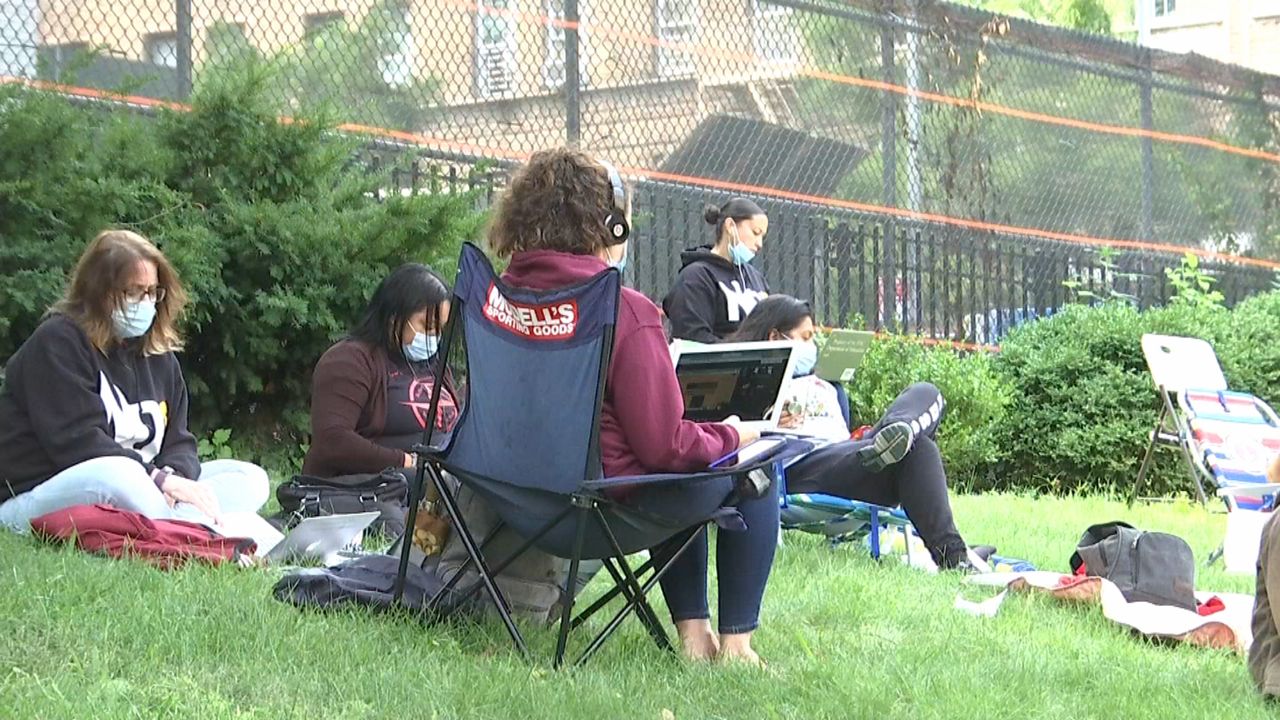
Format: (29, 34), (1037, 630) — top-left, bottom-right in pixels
(491, 148), (774, 665)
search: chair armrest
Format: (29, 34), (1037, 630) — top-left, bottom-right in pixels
(582, 463), (766, 491)
(1217, 484), (1280, 498)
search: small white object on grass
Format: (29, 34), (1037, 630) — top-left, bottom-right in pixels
(953, 590), (1007, 618)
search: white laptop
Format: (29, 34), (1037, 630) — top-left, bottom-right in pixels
(215, 511), (380, 566)
(671, 340), (800, 433)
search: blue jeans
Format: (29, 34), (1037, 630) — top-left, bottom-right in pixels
(0, 456), (270, 533)
(630, 475), (781, 634)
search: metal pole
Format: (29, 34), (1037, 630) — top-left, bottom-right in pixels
(564, 0), (581, 147)
(1139, 49), (1155, 243)
(879, 1), (898, 330)
(903, 0), (922, 332)
(175, 0), (193, 100)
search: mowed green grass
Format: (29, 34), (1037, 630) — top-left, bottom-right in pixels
(0, 493), (1267, 719)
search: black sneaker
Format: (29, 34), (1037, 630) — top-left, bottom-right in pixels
(856, 421), (914, 471)
(937, 545), (995, 574)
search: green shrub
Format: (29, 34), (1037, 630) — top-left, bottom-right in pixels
(0, 66), (485, 456)
(0, 86), (179, 356)
(1218, 291), (1280, 410)
(990, 301), (1232, 496)
(845, 336), (1013, 488)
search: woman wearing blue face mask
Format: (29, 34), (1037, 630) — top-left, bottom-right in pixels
(729, 296), (845, 442)
(0, 230), (269, 533)
(663, 198), (771, 344)
(730, 294), (991, 572)
(302, 263), (458, 478)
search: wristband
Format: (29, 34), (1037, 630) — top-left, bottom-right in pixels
(150, 467), (172, 491)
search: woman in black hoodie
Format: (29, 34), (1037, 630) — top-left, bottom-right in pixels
(663, 198), (770, 343)
(0, 230), (269, 533)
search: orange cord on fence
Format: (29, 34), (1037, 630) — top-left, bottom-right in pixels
(450, 0), (1280, 166)
(5, 75), (1280, 273)
(817, 324), (1000, 352)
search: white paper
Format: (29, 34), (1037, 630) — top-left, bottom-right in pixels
(1223, 509), (1270, 574)
(954, 590), (1007, 618)
(212, 512), (284, 558)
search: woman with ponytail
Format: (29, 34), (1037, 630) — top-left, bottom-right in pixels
(662, 198), (770, 343)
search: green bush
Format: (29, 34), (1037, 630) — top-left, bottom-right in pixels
(989, 301), (1239, 496)
(1218, 291), (1280, 410)
(0, 87), (181, 356)
(845, 336), (1014, 488)
(0, 65), (485, 454)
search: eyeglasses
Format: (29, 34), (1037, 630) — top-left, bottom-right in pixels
(122, 285), (167, 303)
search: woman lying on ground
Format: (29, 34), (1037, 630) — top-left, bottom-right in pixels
(0, 230), (268, 533)
(489, 147), (776, 665)
(302, 263), (459, 479)
(728, 294), (991, 572)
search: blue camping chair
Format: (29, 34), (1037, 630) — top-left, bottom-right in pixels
(774, 455), (917, 560)
(393, 244), (797, 667)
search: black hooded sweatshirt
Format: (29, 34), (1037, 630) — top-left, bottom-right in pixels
(662, 246), (770, 343)
(0, 314), (200, 501)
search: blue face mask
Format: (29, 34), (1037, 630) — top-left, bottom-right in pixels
(112, 300), (157, 339)
(608, 243), (628, 274)
(791, 340), (818, 377)
(404, 331), (439, 362)
(728, 226), (756, 266)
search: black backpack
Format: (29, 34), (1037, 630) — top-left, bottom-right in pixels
(1069, 521), (1196, 611)
(272, 468), (409, 538)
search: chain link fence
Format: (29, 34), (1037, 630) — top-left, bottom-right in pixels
(4, 0), (1278, 343)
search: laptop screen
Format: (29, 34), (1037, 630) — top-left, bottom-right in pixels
(676, 346), (794, 423)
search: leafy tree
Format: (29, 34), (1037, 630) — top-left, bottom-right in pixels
(202, 1), (437, 132)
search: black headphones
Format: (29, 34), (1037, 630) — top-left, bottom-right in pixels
(599, 158), (630, 245)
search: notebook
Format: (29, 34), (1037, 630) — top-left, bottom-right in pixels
(671, 340), (799, 432)
(815, 329), (876, 383)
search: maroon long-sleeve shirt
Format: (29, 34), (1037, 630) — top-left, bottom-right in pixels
(501, 250), (739, 478)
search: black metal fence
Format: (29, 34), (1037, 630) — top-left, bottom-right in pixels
(363, 146), (1276, 344)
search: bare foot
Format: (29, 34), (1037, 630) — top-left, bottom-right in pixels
(717, 633), (765, 667)
(675, 619), (719, 662)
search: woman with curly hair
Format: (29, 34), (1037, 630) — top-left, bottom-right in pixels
(490, 148), (775, 665)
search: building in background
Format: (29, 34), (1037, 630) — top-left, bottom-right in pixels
(1133, 0), (1280, 74)
(18, 0), (817, 169)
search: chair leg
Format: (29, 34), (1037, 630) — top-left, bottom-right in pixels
(570, 553), (660, 631)
(1206, 543), (1225, 566)
(601, 555), (673, 654)
(1179, 442), (1210, 506)
(1130, 406), (1167, 507)
(427, 467), (530, 658)
(869, 507), (882, 561)
(574, 520), (702, 667)
(447, 506), (574, 608)
(426, 519), (507, 610)
(553, 504), (590, 670)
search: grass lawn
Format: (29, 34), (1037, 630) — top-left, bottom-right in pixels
(0, 492), (1266, 719)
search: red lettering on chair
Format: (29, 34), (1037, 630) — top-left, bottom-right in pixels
(482, 284), (579, 341)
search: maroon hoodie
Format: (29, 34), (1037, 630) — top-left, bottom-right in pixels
(501, 250), (739, 479)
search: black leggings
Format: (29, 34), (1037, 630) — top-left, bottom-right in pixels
(784, 382), (969, 567)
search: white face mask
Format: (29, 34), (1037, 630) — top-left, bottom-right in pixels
(113, 299), (157, 339)
(728, 224), (756, 266)
(404, 331), (439, 362)
(791, 340), (818, 377)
